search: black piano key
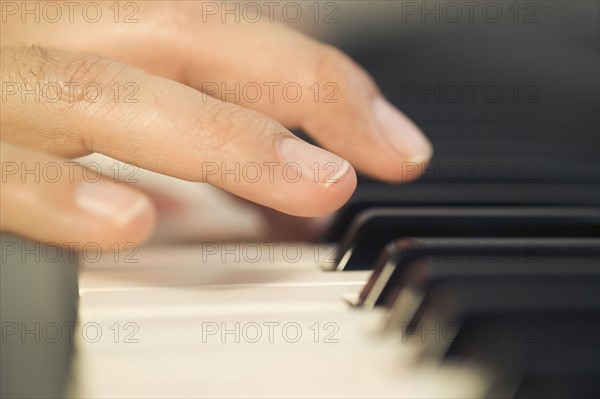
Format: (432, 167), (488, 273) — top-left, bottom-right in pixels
(410, 301), (599, 398)
(325, 184), (600, 242)
(444, 311), (600, 399)
(384, 253), (600, 335)
(394, 270), (599, 389)
(401, 274), (600, 335)
(333, 207), (600, 271)
(391, 271), (600, 397)
(356, 238), (600, 309)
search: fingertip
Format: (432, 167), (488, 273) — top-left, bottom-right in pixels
(314, 161), (357, 216)
(372, 97), (433, 166)
(275, 139), (357, 217)
(75, 180), (157, 248)
(287, 160), (357, 218)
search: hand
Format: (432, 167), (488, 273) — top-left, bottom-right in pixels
(0, 1), (432, 248)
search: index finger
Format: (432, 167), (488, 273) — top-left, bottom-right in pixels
(1, 46), (356, 216)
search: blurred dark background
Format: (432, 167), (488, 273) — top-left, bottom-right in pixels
(331, 1), (599, 185)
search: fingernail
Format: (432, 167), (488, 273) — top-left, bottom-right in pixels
(75, 180), (151, 227)
(373, 97), (433, 163)
(279, 138), (351, 189)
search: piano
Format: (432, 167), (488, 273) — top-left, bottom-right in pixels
(1, 1), (599, 398)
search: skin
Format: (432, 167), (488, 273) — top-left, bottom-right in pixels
(0, 1), (432, 248)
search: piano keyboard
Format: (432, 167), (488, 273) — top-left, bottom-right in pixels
(69, 210), (600, 398)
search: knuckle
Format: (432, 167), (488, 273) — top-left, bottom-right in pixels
(62, 54), (121, 88)
(1, 45), (52, 84)
(313, 44), (379, 100)
(2, 45), (140, 109)
(314, 45), (352, 81)
(55, 53), (137, 108)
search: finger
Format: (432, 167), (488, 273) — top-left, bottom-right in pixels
(0, 141), (155, 248)
(1, 46), (356, 217)
(180, 23), (434, 183)
(1, 2), (432, 182)
(76, 155), (271, 243)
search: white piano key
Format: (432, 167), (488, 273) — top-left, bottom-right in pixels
(71, 243), (490, 398)
(79, 243), (339, 271)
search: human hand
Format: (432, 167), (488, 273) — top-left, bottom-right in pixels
(0, 1), (432, 248)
